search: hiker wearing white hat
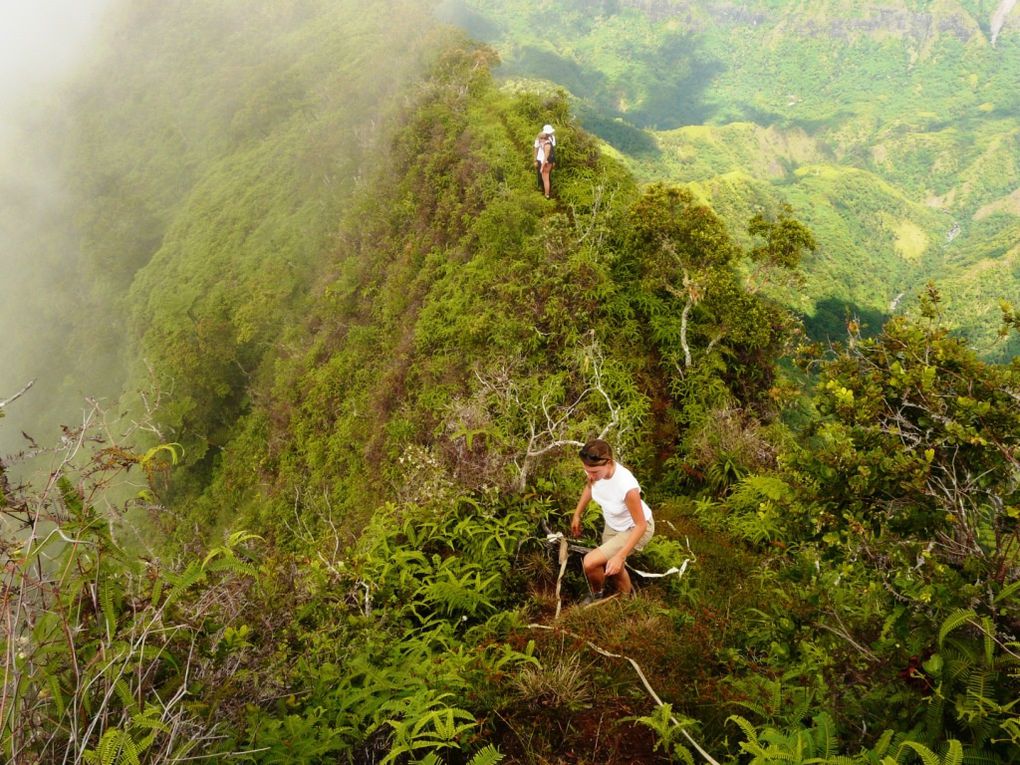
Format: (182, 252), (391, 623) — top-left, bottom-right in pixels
(533, 124), (556, 199)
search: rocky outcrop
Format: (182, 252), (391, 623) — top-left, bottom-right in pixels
(991, 0), (1018, 46)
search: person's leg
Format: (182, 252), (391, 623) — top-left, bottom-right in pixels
(611, 519), (653, 595)
(610, 567), (634, 594)
(541, 163), (552, 198)
(582, 548), (609, 594)
(586, 526), (630, 595)
(600, 520), (653, 595)
(536, 161), (543, 191)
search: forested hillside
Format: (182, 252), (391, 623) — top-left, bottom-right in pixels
(0, 0), (440, 457)
(443, 0), (1020, 350)
(2, 1), (1018, 763)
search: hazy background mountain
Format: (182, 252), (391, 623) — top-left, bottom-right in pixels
(441, 0), (1020, 350)
(0, 0), (442, 460)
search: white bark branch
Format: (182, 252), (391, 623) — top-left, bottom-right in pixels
(0, 379), (34, 410)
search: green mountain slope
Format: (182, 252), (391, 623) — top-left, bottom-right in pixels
(1, 0), (449, 456)
(5, 4), (818, 757)
(445, 0), (1020, 348)
(4, 2), (1019, 762)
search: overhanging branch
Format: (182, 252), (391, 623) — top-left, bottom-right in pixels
(0, 379), (35, 411)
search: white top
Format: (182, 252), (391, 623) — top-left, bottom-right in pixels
(591, 463), (652, 532)
(534, 133), (555, 163)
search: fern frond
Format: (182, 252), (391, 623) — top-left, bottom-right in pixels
(939, 609), (977, 647)
(728, 714), (762, 748)
(48, 673), (67, 717)
(423, 578), (494, 617)
(899, 741), (941, 765)
(466, 744), (504, 765)
(811, 711), (838, 760)
(924, 688), (946, 742)
(100, 585), (117, 638)
(204, 556), (259, 578)
(150, 575), (164, 606)
(992, 579), (1020, 605)
(93, 728), (141, 765)
(140, 442), (183, 469)
(965, 667), (990, 709)
(942, 644), (979, 684)
(733, 699), (773, 719)
(942, 740), (963, 765)
(960, 746), (1005, 765)
(980, 616), (994, 667)
(113, 678), (136, 712)
(164, 562), (206, 606)
(225, 529), (263, 547)
(872, 729), (895, 758)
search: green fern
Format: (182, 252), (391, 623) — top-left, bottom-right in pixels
(467, 744), (505, 765)
(992, 579), (1020, 605)
(139, 442), (183, 468)
(898, 741), (943, 765)
(871, 728), (895, 760)
(811, 711), (838, 761)
(113, 677), (136, 712)
(941, 740), (963, 765)
(928, 606), (1020, 748)
(47, 672), (67, 717)
(163, 561), (206, 606)
(201, 529), (263, 573)
(131, 705), (171, 752)
(380, 696), (476, 764)
(727, 710), (843, 764)
(99, 583), (118, 639)
(938, 609), (977, 648)
(204, 555), (259, 578)
(632, 704), (696, 765)
(980, 616), (994, 667)
(84, 728), (141, 765)
(728, 714), (763, 751)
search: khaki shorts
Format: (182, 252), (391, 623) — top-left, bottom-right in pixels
(597, 517), (654, 559)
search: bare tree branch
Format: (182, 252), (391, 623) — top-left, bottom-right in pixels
(0, 379), (35, 410)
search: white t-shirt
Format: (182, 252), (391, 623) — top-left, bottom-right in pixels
(534, 134), (555, 163)
(591, 463), (652, 532)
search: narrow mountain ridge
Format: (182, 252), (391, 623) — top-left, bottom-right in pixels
(3, 3), (1019, 763)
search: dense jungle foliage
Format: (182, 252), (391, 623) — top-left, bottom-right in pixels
(2, 1), (1018, 763)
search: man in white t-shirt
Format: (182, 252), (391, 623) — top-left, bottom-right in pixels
(569, 438), (654, 603)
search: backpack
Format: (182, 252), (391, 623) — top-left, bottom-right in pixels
(538, 135), (555, 164)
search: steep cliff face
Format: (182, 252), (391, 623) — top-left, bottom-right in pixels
(1, 0), (447, 464)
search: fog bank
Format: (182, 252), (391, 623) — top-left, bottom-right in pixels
(0, 1), (112, 457)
